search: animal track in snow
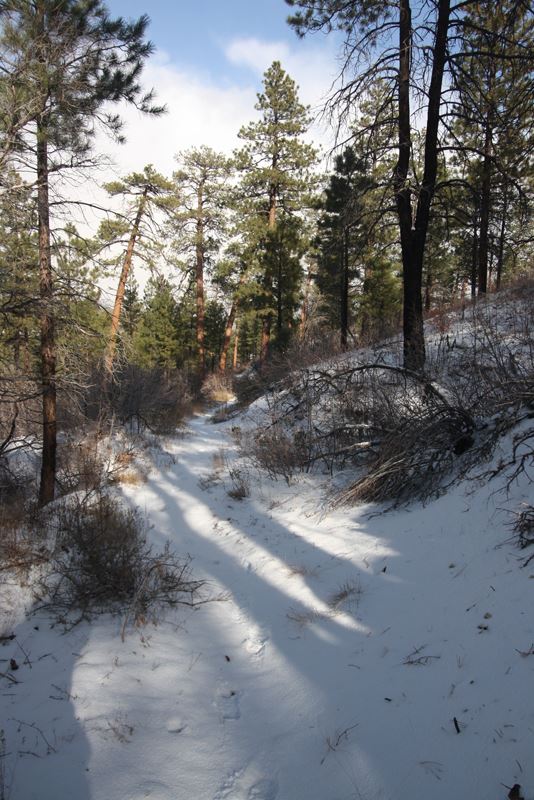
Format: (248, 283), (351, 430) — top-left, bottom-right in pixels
(234, 612), (269, 657)
(215, 683), (241, 720)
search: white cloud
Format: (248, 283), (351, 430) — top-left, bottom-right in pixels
(72, 39), (340, 300)
(224, 36), (338, 115)
(225, 37), (292, 75)
(100, 53), (258, 178)
(98, 37), (339, 181)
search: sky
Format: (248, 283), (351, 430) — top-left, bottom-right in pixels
(98, 0), (341, 178)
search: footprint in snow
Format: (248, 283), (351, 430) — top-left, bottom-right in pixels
(214, 769), (243, 799)
(215, 684), (241, 720)
(243, 631), (268, 657)
(166, 717), (186, 734)
(248, 778), (278, 800)
(137, 779), (174, 798)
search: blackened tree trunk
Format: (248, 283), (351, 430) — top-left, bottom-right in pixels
(37, 124), (56, 506)
(395, 0), (450, 371)
(394, 0), (418, 369)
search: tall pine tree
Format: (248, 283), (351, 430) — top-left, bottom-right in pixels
(235, 61), (317, 358)
(0, 0), (162, 504)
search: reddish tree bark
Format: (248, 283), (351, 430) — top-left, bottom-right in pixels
(105, 186), (148, 374)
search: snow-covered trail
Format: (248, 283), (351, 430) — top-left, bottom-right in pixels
(3, 410), (534, 800)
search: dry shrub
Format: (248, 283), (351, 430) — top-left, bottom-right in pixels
(113, 467), (146, 486)
(227, 466), (250, 499)
(233, 333), (342, 408)
(0, 513), (46, 578)
(510, 504), (534, 550)
(56, 438), (105, 496)
(247, 428), (307, 484)
(327, 579), (363, 613)
(244, 362), (480, 501)
(242, 287), (534, 505)
(201, 372), (234, 404)
(35, 492), (204, 627)
(109, 365), (192, 435)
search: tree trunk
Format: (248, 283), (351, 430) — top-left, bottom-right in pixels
(196, 182), (206, 375)
(470, 211), (478, 298)
(105, 187), (148, 374)
(424, 266), (433, 312)
(276, 245), (283, 336)
(300, 265), (313, 336)
(37, 124), (56, 506)
(260, 317), (271, 362)
(394, 0), (416, 368)
(340, 228), (349, 348)
(495, 182), (508, 291)
(396, 0), (450, 371)
(477, 114), (492, 295)
(219, 269), (246, 371)
(260, 182), (278, 362)
(219, 302), (237, 372)
(232, 326), (239, 370)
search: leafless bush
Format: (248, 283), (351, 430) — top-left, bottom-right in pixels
(247, 294), (534, 504)
(56, 438), (106, 496)
(0, 509), (46, 578)
(246, 428), (307, 484)
(202, 372), (234, 404)
(35, 492), (205, 627)
(227, 466), (250, 500)
(339, 401), (476, 505)
(510, 504), (534, 552)
(244, 361), (478, 500)
(233, 334), (342, 408)
(106, 365), (192, 435)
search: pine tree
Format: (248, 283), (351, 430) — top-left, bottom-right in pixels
(287, 0), (452, 370)
(235, 60), (317, 358)
(0, 0), (162, 504)
(448, 0), (534, 294)
(172, 147), (233, 375)
(133, 277), (180, 372)
(316, 147), (371, 346)
(102, 165), (174, 374)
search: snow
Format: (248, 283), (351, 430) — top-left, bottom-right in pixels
(2, 402), (534, 799)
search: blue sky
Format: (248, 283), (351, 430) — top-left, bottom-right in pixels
(107, 0), (322, 86)
(98, 1), (338, 178)
(94, 1), (338, 296)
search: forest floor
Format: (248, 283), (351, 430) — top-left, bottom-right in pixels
(1, 403), (534, 800)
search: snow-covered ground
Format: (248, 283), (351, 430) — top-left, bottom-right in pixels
(1, 404), (534, 800)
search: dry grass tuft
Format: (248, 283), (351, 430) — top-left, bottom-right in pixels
(327, 580), (363, 613)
